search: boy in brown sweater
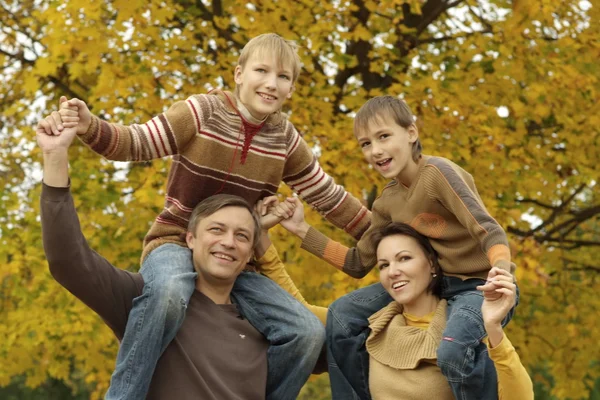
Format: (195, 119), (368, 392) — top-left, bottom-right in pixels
(282, 96), (518, 400)
(38, 33), (370, 400)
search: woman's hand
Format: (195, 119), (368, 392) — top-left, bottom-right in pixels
(477, 267), (517, 347)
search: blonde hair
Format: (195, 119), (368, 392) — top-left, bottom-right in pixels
(237, 33), (302, 83)
(354, 96), (422, 162)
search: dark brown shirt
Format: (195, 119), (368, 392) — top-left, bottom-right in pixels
(41, 184), (268, 399)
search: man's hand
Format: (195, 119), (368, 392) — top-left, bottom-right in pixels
(278, 197), (310, 239)
(36, 112), (78, 155)
(36, 98), (80, 187)
(37, 96), (78, 137)
(477, 267), (517, 347)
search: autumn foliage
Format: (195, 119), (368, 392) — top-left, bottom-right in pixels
(1, 0), (599, 398)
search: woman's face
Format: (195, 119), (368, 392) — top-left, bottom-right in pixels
(377, 234), (436, 312)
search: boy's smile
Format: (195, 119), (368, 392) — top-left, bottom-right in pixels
(234, 53), (295, 120)
(355, 114), (420, 186)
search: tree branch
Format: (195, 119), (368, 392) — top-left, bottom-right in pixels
(544, 205), (600, 238)
(418, 28), (492, 44)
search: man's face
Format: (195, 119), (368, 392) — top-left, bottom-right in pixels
(186, 206), (255, 287)
(234, 51), (295, 119)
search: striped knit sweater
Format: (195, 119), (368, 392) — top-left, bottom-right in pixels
(78, 90), (371, 262)
(301, 155), (513, 279)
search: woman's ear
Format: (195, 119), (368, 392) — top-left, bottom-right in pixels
(429, 257), (436, 274)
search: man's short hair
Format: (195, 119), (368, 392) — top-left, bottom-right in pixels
(237, 33), (302, 83)
(187, 194), (261, 249)
(354, 96), (422, 162)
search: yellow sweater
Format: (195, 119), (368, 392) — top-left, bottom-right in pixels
(257, 244), (533, 399)
(367, 301), (533, 399)
(367, 301), (453, 399)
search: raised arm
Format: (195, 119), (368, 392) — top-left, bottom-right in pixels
(424, 160), (513, 272)
(40, 95), (201, 162)
(37, 114), (143, 339)
(255, 197), (328, 324)
(477, 268), (533, 400)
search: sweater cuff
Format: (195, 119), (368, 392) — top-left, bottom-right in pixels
(300, 226), (329, 257)
(41, 181), (71, 202)
(79, 115), (100, 142)
(493, 259), (513, 273)
(487, 334), (514, 361)
(257, 244), (279, 267)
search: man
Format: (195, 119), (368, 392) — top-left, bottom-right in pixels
(37, 114), (296, 399)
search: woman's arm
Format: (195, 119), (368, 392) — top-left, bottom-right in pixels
(255, 197), (328, 324)
(478, 268), (533, 400)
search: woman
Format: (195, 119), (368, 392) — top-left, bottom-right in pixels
(256, 198), (533, 399)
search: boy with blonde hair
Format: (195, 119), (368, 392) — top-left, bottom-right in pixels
(283, 95), (517, 400)
(39, 33), (370, 400)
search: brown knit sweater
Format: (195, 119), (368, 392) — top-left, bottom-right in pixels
(301, 155), (513, 280)
(79, 90), (370, 261)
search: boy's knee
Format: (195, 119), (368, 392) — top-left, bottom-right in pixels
(299, 314), (326, 347)
(329, 295), (353, 315)
(285, 318), (325, 362)
(326, 306), (350, 341)
(152, 279), (189, 323)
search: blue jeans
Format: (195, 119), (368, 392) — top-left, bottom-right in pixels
(326, 276), (519, 400)
(327, 283), (392, 400)
(106, 243), (324, 400)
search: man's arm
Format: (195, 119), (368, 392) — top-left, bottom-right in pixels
(37, 117), (143, 339)
(282, 126), (371, 241)
(424, 160), (513, 272)
(41, 184), (143, 339)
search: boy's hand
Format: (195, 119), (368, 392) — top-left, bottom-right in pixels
(59, 96), (92, 135)
(477, 268), (517, 328)
(279, 197), (311, 239)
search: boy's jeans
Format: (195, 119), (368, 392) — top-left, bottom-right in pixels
(105, 243), (325, 400)
(326, 276), (519, 400)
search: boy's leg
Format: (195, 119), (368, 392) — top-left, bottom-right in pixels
(231, 271), (325, 400)
(106, 244), (197, 400)
(437, 276), (504, 400)
(327, 283), (392, 400)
